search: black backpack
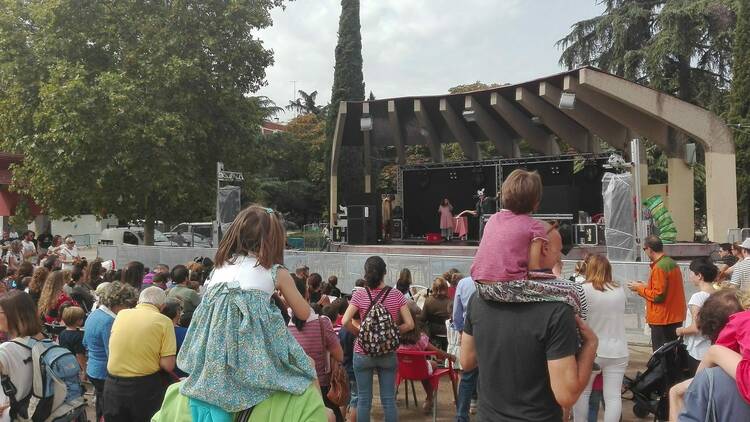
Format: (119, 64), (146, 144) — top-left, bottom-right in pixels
(357, 287), (400, 356)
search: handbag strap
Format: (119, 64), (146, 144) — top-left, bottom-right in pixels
(318, 316), (331, 375)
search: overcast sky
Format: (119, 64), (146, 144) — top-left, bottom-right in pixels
(257, 0), (604, 121)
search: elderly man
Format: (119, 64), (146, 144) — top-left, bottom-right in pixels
(460, 220), (598, 421)
(628, 235), (686, 351)
(103, 286), (177, 422)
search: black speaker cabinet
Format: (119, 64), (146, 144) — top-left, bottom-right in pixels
(347, 205), (376, 245)
(391, 219), (403, 240)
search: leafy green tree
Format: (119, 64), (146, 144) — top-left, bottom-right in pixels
(729, 0), (750, 222)
(0, 1), (283, 244)
(255, 113), (327, 223)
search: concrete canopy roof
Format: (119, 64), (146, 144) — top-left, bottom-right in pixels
(330, 66), (738, 243)
(333, 66), (734, 160)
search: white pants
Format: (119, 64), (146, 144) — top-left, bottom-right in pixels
(572, 356), (629, 422)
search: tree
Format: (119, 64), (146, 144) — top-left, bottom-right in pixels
(0, 1), (283, 244)
(448, 81), (504, 94)
(254, 113), (327, 223)
(326, 0), (366, 205)
(558, 1), (734, 106)
(286, 90), (323, 116)
(254, 96), (285, 120)
(729, 0), (750, 223)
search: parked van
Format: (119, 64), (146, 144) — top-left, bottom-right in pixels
(98, 227), (172, 246)
(165, 222), (214, 247)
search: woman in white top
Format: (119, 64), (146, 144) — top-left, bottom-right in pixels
(58, 237), (80, 271)
(572, 254), (629, 422)
(3, 241), (22, 273)
(676, 257), (717, 373)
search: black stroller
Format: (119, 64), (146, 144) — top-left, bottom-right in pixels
(622, 339), (693, 421)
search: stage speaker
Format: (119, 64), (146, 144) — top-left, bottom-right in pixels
(391, 219), (403, 240)
(347, 205), (376, 245)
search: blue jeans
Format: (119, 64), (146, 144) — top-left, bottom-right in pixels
(456, 368), (478, 422)
(353, 353), (398, 422)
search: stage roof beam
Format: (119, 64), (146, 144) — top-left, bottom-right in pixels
(538, 81), (629, 153)
(490, 92), (560, 156)
(515, 87), (598, 154)
(439, 98), (480, 161)
(387, 100), (406, 165)
(413, 99), (443, 163)
(564, 76), (672, 153)
(465, 96), (520, 158)
(578, 68), (733, 154)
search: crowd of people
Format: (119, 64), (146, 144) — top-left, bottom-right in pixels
(0, 169), (750, 422)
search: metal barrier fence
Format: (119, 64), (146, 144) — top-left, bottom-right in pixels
(98, 245), (697, 345)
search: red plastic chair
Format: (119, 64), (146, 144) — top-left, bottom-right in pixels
(395, 350), (458, 421)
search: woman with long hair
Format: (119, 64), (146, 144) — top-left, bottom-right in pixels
(177, 205), (326, 420)
(438, 198), (454, 240)
(420, 277), (452, 351)
(396, 268), (413, 299)
(28, 266), (49, 304)
(342, 256), (415, 422)
(86, 259), (105, 290)
(287, 276), (345, 422)
(38, 270), (79, 324)
(572, 254), (628, 422)
(121, 261), (145, 290)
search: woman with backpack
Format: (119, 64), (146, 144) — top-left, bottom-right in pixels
(342, 256), (415, 422)
(0, 290), (85, 421)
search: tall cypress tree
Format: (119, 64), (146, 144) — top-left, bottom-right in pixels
(327, 0), (365, 205)
(729, 0), (750, 224)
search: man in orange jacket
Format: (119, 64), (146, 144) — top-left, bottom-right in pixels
(628, 235), (686, 352)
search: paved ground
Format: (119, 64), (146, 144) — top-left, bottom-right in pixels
(367, 345), (654, 421)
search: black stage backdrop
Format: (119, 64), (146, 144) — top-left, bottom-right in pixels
(402, 157), (607, 239)
(402, 164), (497, 238)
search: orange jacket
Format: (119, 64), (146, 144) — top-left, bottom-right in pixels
(636, 255), (686, 325)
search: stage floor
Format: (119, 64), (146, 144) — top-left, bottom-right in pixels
(335, 240), (717, 260)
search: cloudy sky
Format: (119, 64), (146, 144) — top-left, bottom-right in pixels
(257, 0), (604, 121)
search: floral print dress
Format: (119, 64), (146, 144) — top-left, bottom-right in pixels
(177, 256), (316, 415)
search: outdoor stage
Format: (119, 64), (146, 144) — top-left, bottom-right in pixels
(336, 240), (717, 261)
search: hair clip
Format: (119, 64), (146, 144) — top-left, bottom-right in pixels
(264, 207), (274, 214)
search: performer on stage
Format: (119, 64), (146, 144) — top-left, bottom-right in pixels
(468, 188), (496, 240)
(438, 198), (454, 241)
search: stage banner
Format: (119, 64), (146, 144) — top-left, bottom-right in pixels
(218, 185), (241, 233)
(602, 172), (635, 261)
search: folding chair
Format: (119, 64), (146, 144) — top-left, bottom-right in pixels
(395, 350), (458, 422)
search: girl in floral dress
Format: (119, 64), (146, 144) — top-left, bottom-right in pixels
(177, 205), (326, 421)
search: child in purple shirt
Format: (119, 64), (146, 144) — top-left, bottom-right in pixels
(470, 169), (587, 318)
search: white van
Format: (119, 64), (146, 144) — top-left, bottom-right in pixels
(164, 222), (214, 247)
(98, 227), (172, 246)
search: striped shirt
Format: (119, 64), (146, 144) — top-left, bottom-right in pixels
(288, 314), (339, 386)
(350, 286), (407, 355)
(731, 258), (750, 292)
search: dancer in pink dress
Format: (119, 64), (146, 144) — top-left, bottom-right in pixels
(438, 198), (454, 240)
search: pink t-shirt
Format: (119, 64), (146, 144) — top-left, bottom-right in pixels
(470, 210), (547, 282)
(399, 333), (431, 351)
(715, 310), (750, 403)
(288, 315), (339, 386)
(350, 286), (407, 355)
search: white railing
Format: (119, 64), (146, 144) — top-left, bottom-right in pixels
(98, 245), (697, 345)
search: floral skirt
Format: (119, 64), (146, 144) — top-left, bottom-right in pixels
(475, 278), (588, 320)
(177, 282), (316, 413)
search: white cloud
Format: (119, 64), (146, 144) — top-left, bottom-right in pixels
(258, 0), (603, 121)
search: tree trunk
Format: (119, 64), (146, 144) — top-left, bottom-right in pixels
(144, 215), (155, 246)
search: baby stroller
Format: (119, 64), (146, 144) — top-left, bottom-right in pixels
(623, 339), (692, 421)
